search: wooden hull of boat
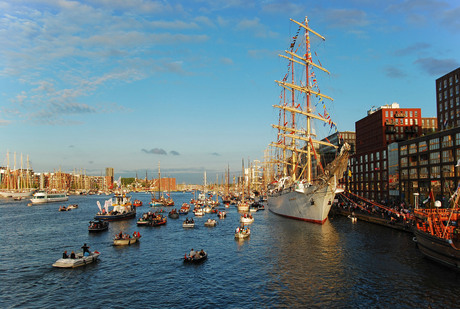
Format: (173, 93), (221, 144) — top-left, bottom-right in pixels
(414, 229), (460, 270)
(113, 237), (140, 246)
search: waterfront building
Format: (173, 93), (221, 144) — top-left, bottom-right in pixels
(397, 126), (460, 206)
(349, 103), (422, 202)
(436, 67), (460, 130)
(421, 117), (437, 135)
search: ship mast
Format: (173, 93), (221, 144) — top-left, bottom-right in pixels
(270, 17), (336, 183)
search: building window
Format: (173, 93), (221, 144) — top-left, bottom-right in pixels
(370, 153), (374, 161)
(456, 85), (459, 95)
(376, 152), (380, 160)
(439, 93), (442, 101)
(409, 168), (417, 179)
(431, 166), (440, 179)
(444, 80), (447, 88)
(390, 111), (393, 117)
(419, 141), (427, 152)
(420, 167), (429, 179)
(385, 111), (388, 117)
(430, 151), (440, 164)
(450, 88), (454, 97)
(442, 149), (454, 163)
(409, 143), (417, 154)
(383, 150), (386, 159)
(400, 145), (408, 155)
(450, 76), (453, 86)
(442, 135), (453, 147)
(444, 90), (447, 99)
(401, 157), (408, 167)
(430, 138), (440, 150)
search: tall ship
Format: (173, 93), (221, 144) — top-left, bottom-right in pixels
(413, 190), (460, 270)
(29, 191), (68, 204)
(267, 17), (350, 224)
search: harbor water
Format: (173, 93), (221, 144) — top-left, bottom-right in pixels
(1, 192), (459, 308)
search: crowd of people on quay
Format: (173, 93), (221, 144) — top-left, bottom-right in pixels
(334, 193), (415, 228)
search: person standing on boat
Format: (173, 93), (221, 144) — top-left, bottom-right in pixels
(81, 243), (90, 256)
(189, 248), (195, 258)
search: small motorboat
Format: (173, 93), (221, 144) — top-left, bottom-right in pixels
(235, 227), (250, 239)
(203, 205), (212, 213)
(168, 209), (179, 219)
(59, 206), (69, 211)
(113, 232), (141, 246)
(237, 201), (250, 212)
(53, 251), (100, 268)
(148, 217), (167, 226)
(240, 213), (254, 224)
(132, 199), (143, 207)
(182, 218), (195, 228)
(88, 220), (109, 232)
(184, 251), (207, 264)
(194, 207), (204, 217)
(204, 218), (217, 227)
(67, 204), (78, 209)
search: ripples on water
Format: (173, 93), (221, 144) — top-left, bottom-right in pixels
(1, 193), (459, 308)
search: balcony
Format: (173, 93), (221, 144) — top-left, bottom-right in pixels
(385, 120), (396, 126)
(394, 112), (405, 118)
(385, 127), (396, 134)
(404, 126), (417, 134)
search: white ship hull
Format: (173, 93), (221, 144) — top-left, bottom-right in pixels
(30, 192), (68, 204)
(268, 182), (337, 224)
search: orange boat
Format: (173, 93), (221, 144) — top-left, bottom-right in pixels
(133, 199), (143, 207)
(414, 195), (460, 270)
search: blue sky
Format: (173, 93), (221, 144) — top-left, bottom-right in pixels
(1, 0), (459, 184)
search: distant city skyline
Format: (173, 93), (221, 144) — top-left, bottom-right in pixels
(1, 0), (459, 183)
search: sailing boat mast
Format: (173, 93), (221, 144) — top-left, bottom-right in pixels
(270, 17), (337, 184)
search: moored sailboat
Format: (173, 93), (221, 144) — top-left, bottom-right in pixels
(413, 190), (460, 270)
(267, 17), (350, 224)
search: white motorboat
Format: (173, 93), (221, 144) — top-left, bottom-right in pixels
(182, 219), (195, 228)
(240, 214), (254, 224)
(234, 227), (250, 239)
(52, 251), (100, 268)
(204, 218), (217, 227)
(194, 207), (204, 216)
(30, 191), (68, 204)
(237, 201), (249, 212)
